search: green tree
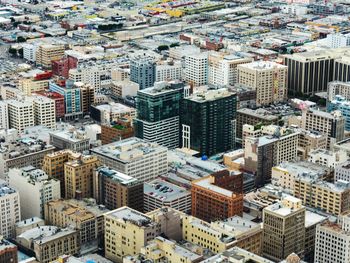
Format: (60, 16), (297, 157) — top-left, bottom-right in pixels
(8, 47), (17, 56)
(157, 45), (169, 52)
(170, 42), (179, 47)
(17, 36), (26, 43)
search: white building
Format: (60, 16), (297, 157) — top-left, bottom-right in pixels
(31, 95), (56, 130)
(22, 43), (38, 62)
(0, 181), (20, 238)
(0, 101), (9, 130)
(335, 160), (350, 182)
(8, 166), (60, 220)
(93, 102), (136, 124)
(91, 137), (168, 183)
(7, 99), (34, 133)
(238, 61), (288, 106)
(169, 45), (201, 60)
(143, 179), (191, 214)
(315, 213), (350, 263)
(208, 53), (253, 86)
(111, 80), (139, 99)
(326, 33), (350, 48)
(308, 149), (347, 169)
(155, 60), (182, 82)
(184, 52), (208, 86)
(327, 81), (350, 101)
(281, 4), (308, 16)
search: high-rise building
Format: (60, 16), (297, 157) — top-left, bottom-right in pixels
(18, 70), (51, 96)
(328, 95), (350, 131)
(315, 213), (350, 263)
(301, 108), (345, 149)
(8, 166), (60, 219)
(325, 33), (350, 48)
(64, 155), (99, 199)
(78, 82), (95, 115)
(104, 207), (161, 263)
(262, 196), (305, 262)
(94, 167), (143, 211)
(155, 60), (182, 82)
(49, 80), (82, 120)
(31, 95), (56, 130)
(238, 61), (287, 106)
(327, 81), (350, 102)
(33, 91), (65, 120)
(283, 51), (335, 95)
(134, 81), (184, 149)
(42, 150), (81, 197)
(0, 181), (20, 239)
(180, 88), (236, 156)
(91, 137), (168, 183)
(130, 56), (156, 90)
(191, 170), (243, 222)
(208, 52), (253, 86)
(184, 52), (208, 86)
(7, 99), (34, 132)
(45, 199), (108, 253)
(35, 44), (65, 69)
(0, 101), (9, 130)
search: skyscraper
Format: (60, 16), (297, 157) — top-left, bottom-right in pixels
(180, 88), (236, 156)
(130, 56), (156, 90)
(134, 81), (184, 149)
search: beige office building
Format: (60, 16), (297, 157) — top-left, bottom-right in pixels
(36, 45), (65, 68)
(64, 155), (99, 199)
(263, 196), (305, 262)
(238, 61), (287, 106)
(32, 95), (56, 129)
(7, 99), (34, 132)
(104, 207), (161, 263)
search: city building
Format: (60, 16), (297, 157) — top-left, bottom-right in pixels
(94, 167), (143, 211)
(64, 155), (99, 199)
(17, 70), (51, 96)
(335, 160), (350, 182)
(31, 95), (56, 130)
(22, 43), (38, 62)
(7, 99), (34, 132)
(17, 226), (79, 263)
(191, 170), (243, 222)
(301, 109), (345, 149)
(314, 213), (350, 263)
(308, 148), (347, 168)
(297, 129), (328, 160)
(262, 196), (305, 262)
(0, 181), (20, 238)
(328, 95), (350, 131)
(45, 198), (108, 253)
(180, 88), (236, 156)
(208, 52), (253, 86)
(0, 137), (55, 176)
(90, 102), (136, 124)
(202, 247), (273, 263)
(326, 33), (350, 48)
(49, 80), (82, 120)
(294, 173), (350, 215)
(111, 80), (139, 99)
(327, 81), (350, 102)
(35, 44), (65, 69)
(101, 118), (134, 145)
(0, 101), (8, 130)
(134, 81), (184, 149)
(34, 91), (65, 120)
(8, 166), (61, 219)
(0, 237), (17, 263)
(283, 51), (336, 95)
(236, 108), (278, 144)
(144, 179), (191, 214)
(184, 52), (208, 86)
(91, 137), (168, 183)
(42, 150), (81, 197)
(238, 61), (288, 106)
(272, 161), (331, 191)
(49, 128), (90, 152)
(155, 59), (182, 82)
(104, 207), (161, 263)
(15, 217), (45, 236)
(130, 56), (156, 90)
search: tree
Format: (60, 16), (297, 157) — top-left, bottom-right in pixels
(157, 45), (169, 52)
(17, 36), (26, 43)
(170, 42), (179, 48)
(18, 48), (23, 58)
(8, 47), (17, 56)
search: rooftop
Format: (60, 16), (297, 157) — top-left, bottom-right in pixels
(193, 176), (235, 198)
(187, 88), (235, 103)
(97, 167), (139, 186)
(18, 226), (76, 244)
(105, 207), (155, 227)
(144, 179), (190, 202)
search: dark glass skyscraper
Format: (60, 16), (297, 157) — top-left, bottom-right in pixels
(134, 81), (185, 149)
(180, 88), (237, 156)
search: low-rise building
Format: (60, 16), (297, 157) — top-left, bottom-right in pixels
(0, 237), (17, 263)
(49, 128), (90, 152)
(144, 179), (191, 214)
(308, 149), (347, 168)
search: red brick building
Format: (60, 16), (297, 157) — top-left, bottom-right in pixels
(52, 56), (78, 78)
(191, 170), (243, 222)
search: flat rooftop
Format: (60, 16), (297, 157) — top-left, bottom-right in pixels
(193, 176), (235, 198)
(106, 207), (154, 227)
(144, 179), (190, 202)
(98, 167), (139, 185)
